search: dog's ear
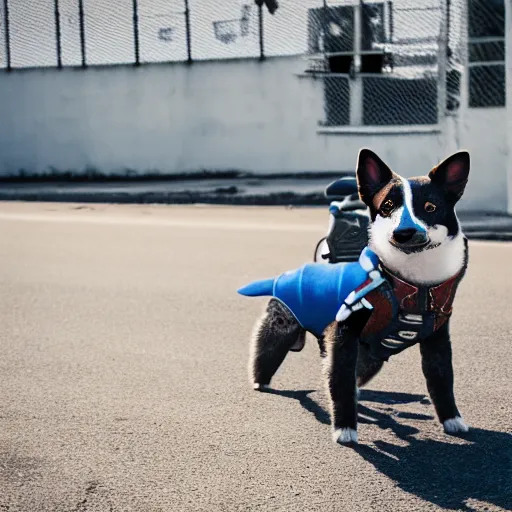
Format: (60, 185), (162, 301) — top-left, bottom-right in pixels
(356, 149), (394, 207)
(428, 151), (470, 202)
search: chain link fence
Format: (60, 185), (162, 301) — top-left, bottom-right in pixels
(138, 0), (189, 63)
(0, 0), (506, 126)
(0, 0), (305, 67)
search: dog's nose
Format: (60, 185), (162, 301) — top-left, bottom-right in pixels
(393, 228), (417, 244)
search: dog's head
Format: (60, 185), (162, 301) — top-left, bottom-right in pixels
(356, 149), (470, 282)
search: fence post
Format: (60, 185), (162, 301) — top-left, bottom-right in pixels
(349, 2), (363, 126)
(437, 0), (448, 123)
(387, 0), (393, 43)
(78, 0), (86, 67)
(446, 0), (451, 52)
(258, 3), (264, 60)
(3, 0), (11, 71)
(184, 0), (192, 63)
(132, 0), (140, 65)
(506, 0), (512, 214)
(54, 0), (62, 68)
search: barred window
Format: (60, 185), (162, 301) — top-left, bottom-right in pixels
(307, 1), (446, 128)
(468, 0), (505, 108)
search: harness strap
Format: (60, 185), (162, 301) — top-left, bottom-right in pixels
(359, 265), (465, 361)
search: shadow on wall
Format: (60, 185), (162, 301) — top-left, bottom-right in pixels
(265, 388), (512, 511)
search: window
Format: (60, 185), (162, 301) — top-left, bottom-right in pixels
(306, 1), (443, 129)
(468, 0), (505, 108)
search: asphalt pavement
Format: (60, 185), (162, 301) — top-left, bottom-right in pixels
(1, 202), (511, 512)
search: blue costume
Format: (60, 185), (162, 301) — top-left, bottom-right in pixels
(238, 245), (465, 361)
(238, 247), (384, 338)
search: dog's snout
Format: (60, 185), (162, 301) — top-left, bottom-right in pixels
(392, 228), (429, 250)
(393, 228), (416, 244)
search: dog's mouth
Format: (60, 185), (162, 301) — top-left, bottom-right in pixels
(390, 238), (440, 254)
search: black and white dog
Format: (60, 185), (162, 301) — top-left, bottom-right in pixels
(247, 149), (470, 444)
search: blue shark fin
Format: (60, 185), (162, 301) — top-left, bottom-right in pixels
(237, 278), (275, 297)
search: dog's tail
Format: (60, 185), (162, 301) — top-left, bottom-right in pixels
(237, 278), (275, 297)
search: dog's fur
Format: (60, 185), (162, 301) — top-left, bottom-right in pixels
(248, 149), (471, 444)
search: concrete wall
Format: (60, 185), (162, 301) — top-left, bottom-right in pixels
(457, 107), (508, 212)
(0, 56), (508, 212)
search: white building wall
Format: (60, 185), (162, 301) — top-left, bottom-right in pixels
(0, 56), (507, 212)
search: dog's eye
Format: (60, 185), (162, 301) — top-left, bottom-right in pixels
(380, 199), (395, 216)
(425, 202), (436, 213)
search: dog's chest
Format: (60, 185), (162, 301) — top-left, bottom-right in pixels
(359, 269), (462, 361)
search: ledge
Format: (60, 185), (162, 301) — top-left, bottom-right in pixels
(317, 124), (442, 135)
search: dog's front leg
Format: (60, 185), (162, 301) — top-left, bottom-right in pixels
(420, 322), (469, 434)
(324, 315), (365, 444)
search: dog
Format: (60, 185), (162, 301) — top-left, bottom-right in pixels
(241, 148), (470, 444)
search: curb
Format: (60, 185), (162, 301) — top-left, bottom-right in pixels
(463, 232), (512, 242)
(0, 191), (330, 206)
(1, 190), (511, 242)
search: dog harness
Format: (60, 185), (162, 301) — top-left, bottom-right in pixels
(238, 246), (465, 361)
(354, 264), (464, 360)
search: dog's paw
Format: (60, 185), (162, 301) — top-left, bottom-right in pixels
(253, 383), (270, 391)
(332, 428), (358, 445)
(443, 416), (469, 434)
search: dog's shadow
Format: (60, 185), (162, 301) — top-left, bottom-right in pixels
(264, 388), (512, 511)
